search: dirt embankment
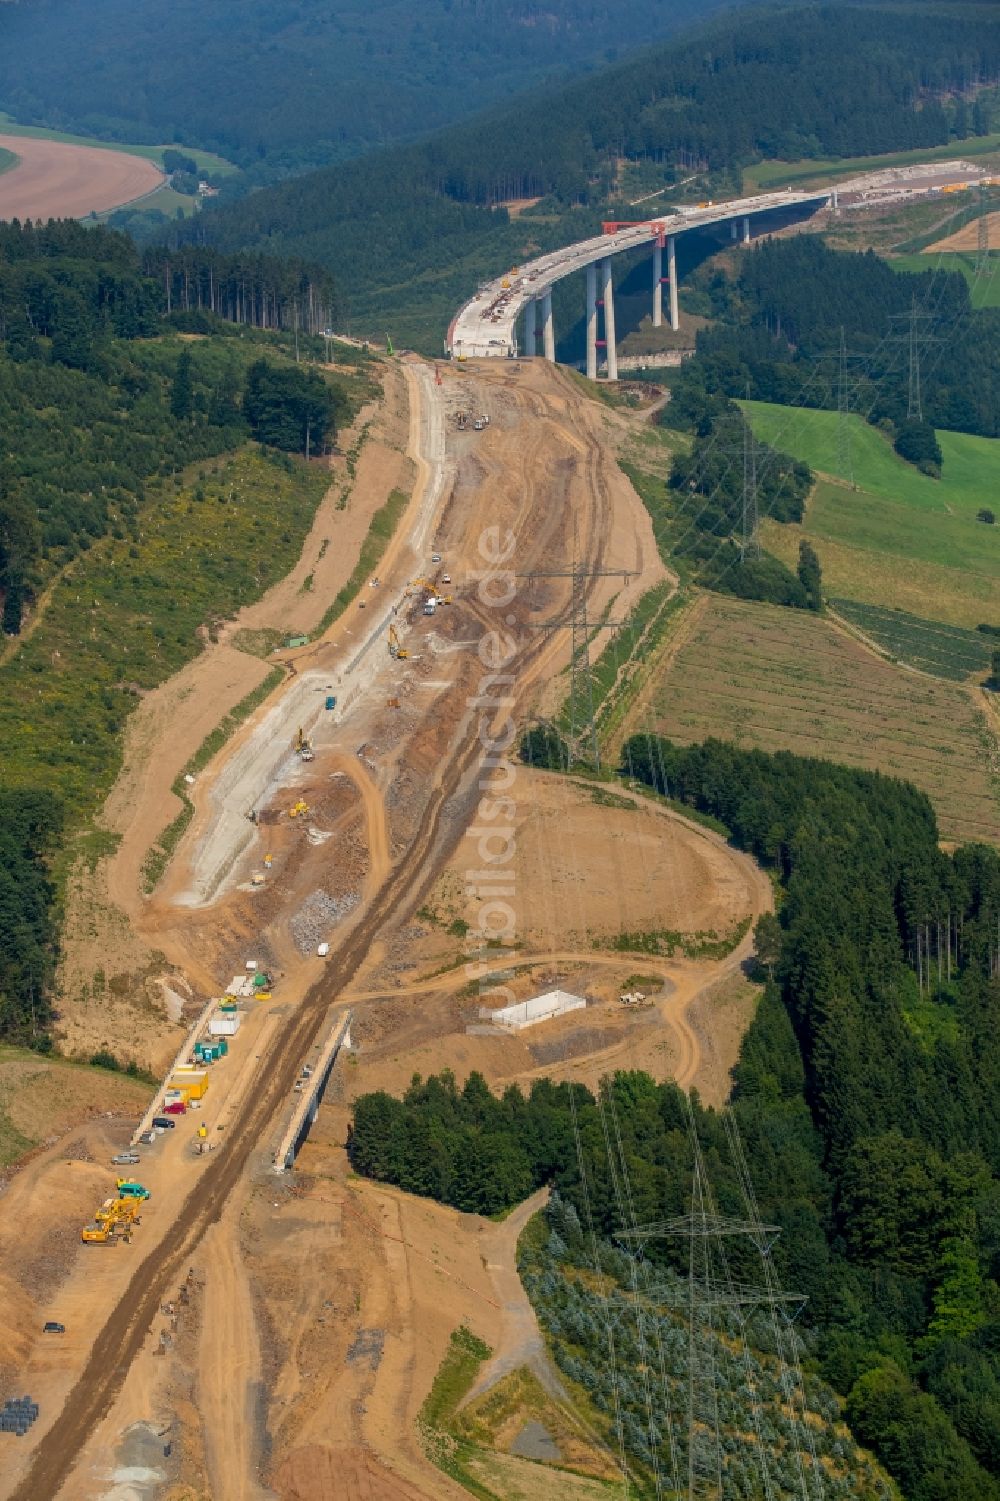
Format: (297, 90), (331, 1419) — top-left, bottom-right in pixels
(0, 134), (162, 219)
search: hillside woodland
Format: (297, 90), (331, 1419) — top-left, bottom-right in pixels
(673, 236), (1000, 442)
(0, 0), (736, 176)
(0, 221), (357, 1045)
(353, 739), (1000, 1501)
(191, 2), (1000, 341)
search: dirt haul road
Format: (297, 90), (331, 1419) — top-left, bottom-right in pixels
(0, 133), (163, 220)
(8, 357), (663, 1501)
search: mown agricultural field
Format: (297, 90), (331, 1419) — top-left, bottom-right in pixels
(831, 598), (993, 680)
(636, 595), (1000, 845)
(744, 401), (1000, 628)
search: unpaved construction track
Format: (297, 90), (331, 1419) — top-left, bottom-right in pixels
(12, 688), (502, 1501)
(11, 358), (663, 1501)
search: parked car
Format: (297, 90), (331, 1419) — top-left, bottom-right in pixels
(42, 1322), (65, 1334)
(139, 1130), (156, 1145)
(111, 1153), (140, 1165)
(152, 1116), (176, 1130)
(164, 1101), (186, 1116)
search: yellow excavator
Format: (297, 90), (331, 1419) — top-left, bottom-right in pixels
(288, 800), (309, 819)
(388, 625), (409, 660)
(295, 727), (315, 762)
(82, 1221), (115, 1244)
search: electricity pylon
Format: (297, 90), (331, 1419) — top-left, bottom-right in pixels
(521, 559), (632, 769)
(890, 298), (939, 423)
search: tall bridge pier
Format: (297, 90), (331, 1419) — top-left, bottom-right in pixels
(464, 187), (836, 375)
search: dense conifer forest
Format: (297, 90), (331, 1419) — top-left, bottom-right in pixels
(0, 0), (734, 176)
(353, 737), (1000, 1500)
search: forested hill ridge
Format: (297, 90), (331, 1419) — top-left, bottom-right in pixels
(191, 0), (1000, 345)
(0, 220), (370, 1047)
(354, 737), (1000, 1501)
(0, 0), (736, 179)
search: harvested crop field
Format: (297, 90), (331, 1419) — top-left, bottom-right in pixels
(639, 595), (1000, 845)
(0, 133), (161, 219)
(926, 209), (1000, 252)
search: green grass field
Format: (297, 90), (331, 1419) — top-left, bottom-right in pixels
(0, 111), (236, 176)
(744, 135), (1000, 192)
(0, 145), (16, 176)
(743, 401), (1000, 626)
(891, 251), (1000, 308)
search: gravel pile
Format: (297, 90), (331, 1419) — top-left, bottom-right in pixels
(290, 890), (358, 954)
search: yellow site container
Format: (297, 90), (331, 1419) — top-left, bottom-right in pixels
(170, 1071), (208, 1100)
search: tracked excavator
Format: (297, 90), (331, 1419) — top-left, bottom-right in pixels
(388, 625), (409, 660)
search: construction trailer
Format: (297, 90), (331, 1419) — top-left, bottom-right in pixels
(171, 1068), (208, 1099)
(209, 1013), (241, 1037)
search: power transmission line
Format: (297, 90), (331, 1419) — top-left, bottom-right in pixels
(889, 297), (941, 422)
(742, 408), (759, 561)
(520, 559), (632, 768)
(978, 183), (991, 274)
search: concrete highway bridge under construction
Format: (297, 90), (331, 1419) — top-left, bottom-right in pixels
(447, 162), (991, 378)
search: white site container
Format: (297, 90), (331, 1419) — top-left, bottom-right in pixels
(209, 1014), (241, 1037)
(484, 990), (587, 1032)
(317, 942), (330, 957)
(245, 959), (258, 972)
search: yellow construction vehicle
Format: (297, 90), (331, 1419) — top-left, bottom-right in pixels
(295, 727), (315, 762)
(288, 800), (309, 819)
(388, 625), (409, 660)
(96, 1197), (140, 1228)
(82, 1222), (115, 1244)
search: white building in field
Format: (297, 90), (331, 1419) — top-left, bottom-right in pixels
(480, 990), (586, 1032)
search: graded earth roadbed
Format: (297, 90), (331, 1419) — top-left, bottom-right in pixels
(7, 710), (496, 1501)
